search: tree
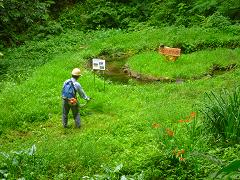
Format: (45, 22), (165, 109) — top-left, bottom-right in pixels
(0, 0), (54, 46)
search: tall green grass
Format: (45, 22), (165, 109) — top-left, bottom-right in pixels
(201, 87), (240, 142)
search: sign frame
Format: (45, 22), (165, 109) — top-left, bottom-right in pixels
(92, 58), (106, 71)
(159, 47), (181, 57)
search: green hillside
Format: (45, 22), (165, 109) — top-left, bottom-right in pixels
(0, 27), (240, 179)
(0, 0), (240, 179)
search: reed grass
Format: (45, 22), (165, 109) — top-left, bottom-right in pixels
(201, 87), (240, 142)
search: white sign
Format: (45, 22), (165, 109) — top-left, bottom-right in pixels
(92, 59), (106, 70)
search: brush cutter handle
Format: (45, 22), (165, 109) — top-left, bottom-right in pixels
(79, 97), (93, 108)
(87, 97), (94, 101)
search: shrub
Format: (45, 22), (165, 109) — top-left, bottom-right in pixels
(0, 145), (37, 179)
(27, 20), (63, 40)
(0, 0), (55, 47)
(211, 160), (240, 179)
(201, 87), (240, 142)
(203, 12), (232, 29)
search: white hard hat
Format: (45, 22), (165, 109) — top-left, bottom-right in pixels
(71, 68), (82, 76)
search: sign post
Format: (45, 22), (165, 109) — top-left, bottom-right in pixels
(92, 58), (106, 90)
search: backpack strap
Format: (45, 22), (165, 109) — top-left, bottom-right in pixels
(69, 80), (77, 98)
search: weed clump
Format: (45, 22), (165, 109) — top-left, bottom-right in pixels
(201, 87), (240, 142)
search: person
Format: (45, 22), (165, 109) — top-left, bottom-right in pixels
(62, 68), (90, 128)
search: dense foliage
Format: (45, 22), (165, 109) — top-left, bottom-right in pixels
(0, 0), (62, 47)
(1, 0), (240, 47)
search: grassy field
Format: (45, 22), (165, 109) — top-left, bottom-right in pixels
(0, 27), (239, 179)
(127, 48), (240, 79)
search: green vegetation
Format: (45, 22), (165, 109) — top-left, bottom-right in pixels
(212, 160), (240, 179)
(0, 0), (62, 47)
(201, 87), (240, 142)
(0, 27), (239, 179)
(128, 48), (240, 79)
(0, 0), (240, 179)
(1, 0), (240, 47)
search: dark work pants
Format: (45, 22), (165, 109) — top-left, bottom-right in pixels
(62, 99), (81, 128)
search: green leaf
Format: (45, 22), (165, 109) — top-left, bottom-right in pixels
(214, 160), (240, 178)
(114, 163), (123, 173)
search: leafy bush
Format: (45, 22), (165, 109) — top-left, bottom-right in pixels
(58, 0), (240, 32)
(203, 12), (232, 29)
(201, 87), (240, 142)
(27, 20), (63, 40)
(211, 160), (240, 179)
(0, 0), (56, 47)
(192, 0), (240, 21)
(58, 0), (147, 30)
(1, 0), (240, 47)
(0, 145), (37, 179)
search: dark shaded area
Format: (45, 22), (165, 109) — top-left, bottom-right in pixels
(208, 63), (238, 76)
(0, 61), (8, 76)
(0, 59), (9, 91)
(1, 0), (240, 48)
